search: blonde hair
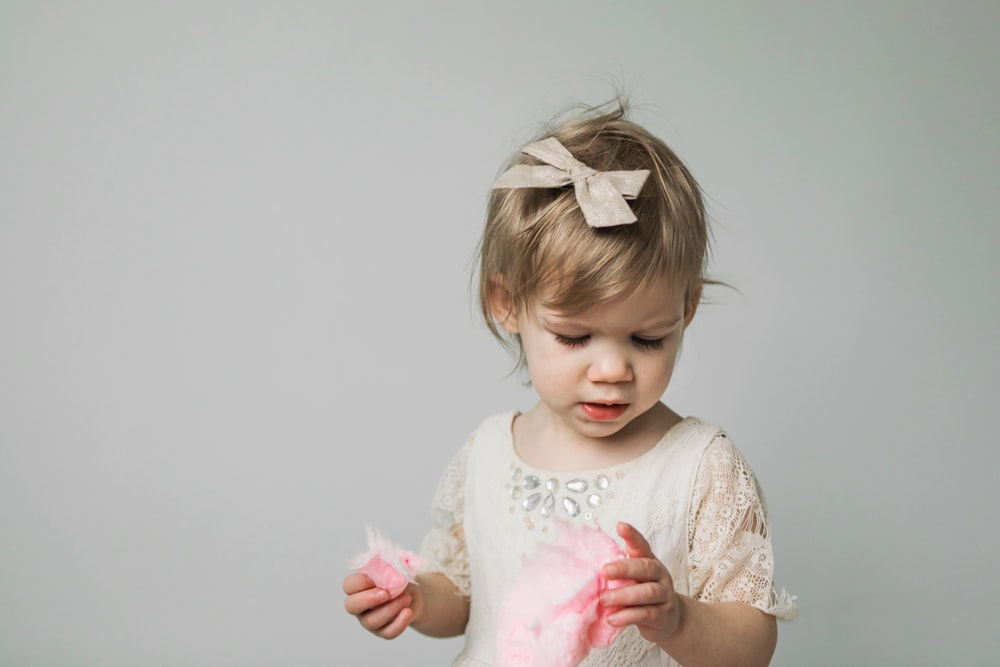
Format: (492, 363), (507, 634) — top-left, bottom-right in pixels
(478, 102), (710, 361)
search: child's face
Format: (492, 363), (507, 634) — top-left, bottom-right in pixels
(504, 279), (694, 441)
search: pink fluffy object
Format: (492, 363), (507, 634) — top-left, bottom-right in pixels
(350, 527), (425, 598)
(496, 521), (631, 667)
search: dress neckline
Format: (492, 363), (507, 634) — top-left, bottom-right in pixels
(498, 412), (699, 525)
(502, 410), (697, 476)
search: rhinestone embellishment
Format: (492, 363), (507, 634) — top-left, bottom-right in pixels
(523, 492), (541, 512)
(541, 494), (555, 518)
(508, 465), (619, 524)
(562, 497), (581, 517)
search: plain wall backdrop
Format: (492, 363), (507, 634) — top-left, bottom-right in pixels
(2, 2), (997, 665)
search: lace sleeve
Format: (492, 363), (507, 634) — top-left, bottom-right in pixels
(687, 434), (798, 621)
(418, 438), (472, 597)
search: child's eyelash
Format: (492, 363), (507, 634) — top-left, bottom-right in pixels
(554, 334), (589, 348)
(632, 336), (665, 350)
(553, 334), (666, 350)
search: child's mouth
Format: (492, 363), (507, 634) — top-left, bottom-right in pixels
(580, 403), (629, 421)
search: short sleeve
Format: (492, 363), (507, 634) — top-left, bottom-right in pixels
(687, 434), (798, 621)
(419, 438), (472, 597)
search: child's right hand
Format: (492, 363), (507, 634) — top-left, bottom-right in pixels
(343, 572), (416, 639)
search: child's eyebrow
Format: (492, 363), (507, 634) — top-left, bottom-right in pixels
(651, 315), (684, 328)
(637, 315), (684, 330)
(540, 315), (583, 330)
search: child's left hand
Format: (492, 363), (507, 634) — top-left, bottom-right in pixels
(599, 522), (685, 646)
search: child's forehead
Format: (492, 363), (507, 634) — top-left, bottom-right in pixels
(533, 280), (687, 324)
(535, 270), (689, 304)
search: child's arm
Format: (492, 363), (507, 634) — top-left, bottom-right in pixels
(600, 523), (776, 667)
(343, 571), (470, 640)
(407, 572), (471, 637)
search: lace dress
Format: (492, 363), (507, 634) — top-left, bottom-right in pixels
(420, 412), (797, 667)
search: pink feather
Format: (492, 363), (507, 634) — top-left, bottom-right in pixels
(350, 527), (425, 598)
(496, 522), (630, 667)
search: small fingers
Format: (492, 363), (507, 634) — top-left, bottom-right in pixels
(605, 603), (667, 629)
(344, 587), (391, 617)
(616, 522), (654, 558)
(343, 572), (375, 595)
(601, 580), (670, 608)
(375, 606), (413, 639)
(603, 555), (668, 583)
(359, 593), (412, 634)
(604, 592), (685, 643)
(343, 571), (415, 640)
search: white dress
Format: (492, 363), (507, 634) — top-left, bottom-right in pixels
(420, 412), (797, 667)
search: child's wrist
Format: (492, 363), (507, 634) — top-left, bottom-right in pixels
(656, 593), (691, 650)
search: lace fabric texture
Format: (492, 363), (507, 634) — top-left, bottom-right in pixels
(687, 436), (798, 621)
(419, 414), (797, 666)
(420, 438), (472, 597)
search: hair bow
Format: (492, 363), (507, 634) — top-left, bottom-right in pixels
(492, 137), (650, 228)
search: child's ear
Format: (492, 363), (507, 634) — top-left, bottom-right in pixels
(488, 275), (520, 334)
(683, 284), (702, 328)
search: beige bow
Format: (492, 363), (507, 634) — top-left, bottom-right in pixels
(492, 137), (650, 228)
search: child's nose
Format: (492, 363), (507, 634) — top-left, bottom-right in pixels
(587, 345), (634, 383)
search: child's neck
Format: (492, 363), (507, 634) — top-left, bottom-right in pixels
(511, 401), (682, 473)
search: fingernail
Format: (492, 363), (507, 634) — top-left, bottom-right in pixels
(374, 589), (388, 602)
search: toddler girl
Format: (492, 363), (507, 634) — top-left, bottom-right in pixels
(343, 103), (797, 666)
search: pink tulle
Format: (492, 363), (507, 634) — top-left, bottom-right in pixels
(350, 527), (425, 598)
(496, 522), (630, 667)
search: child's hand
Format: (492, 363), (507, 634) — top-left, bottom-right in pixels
(600, 522), (684, 647)
(343, 572), (416, 639)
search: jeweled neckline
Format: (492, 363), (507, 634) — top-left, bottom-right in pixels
(501, 413), (697, 527)
(505, 465), (619, 525)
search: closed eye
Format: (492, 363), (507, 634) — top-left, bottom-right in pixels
(554, 334), (590, 348)
(632, 336), (665, 350)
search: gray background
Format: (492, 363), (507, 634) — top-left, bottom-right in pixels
(2, 2), (997, 665)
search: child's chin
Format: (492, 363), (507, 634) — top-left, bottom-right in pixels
(576, 418), (632, 439)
